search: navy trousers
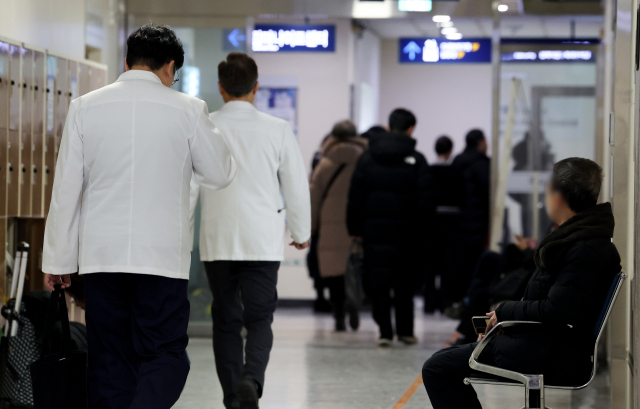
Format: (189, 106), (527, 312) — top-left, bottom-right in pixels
(205, 261), (279, 409)
(423, 343), (485, 409)
(84, 273), (190, 409)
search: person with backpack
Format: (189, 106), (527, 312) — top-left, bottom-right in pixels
(347, 109), (429, 347)
(310, 120), (367, 331)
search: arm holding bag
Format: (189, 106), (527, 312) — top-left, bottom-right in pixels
(30, 285), (87, 409)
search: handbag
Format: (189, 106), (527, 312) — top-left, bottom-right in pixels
(30, 285), (88, 409)
(344, 241), (365, 310)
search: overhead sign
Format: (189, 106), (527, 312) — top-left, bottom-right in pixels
(502, 50), (595, 63)
(399, 38), (492, 64)
(500, 38), (598, 63)
(252, 24), (336, 53)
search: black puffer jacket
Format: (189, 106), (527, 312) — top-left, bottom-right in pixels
(451, 148), (490, 246)
(347, 132), (428, 274)
(491, 203), (621, 385)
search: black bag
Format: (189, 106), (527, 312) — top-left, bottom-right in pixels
(489, 267), (534, 303)
(344, 241), (365, 310)
(30, 285), (87, 409)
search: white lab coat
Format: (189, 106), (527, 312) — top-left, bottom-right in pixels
(192, 101), (311, 261)
(43, 70), (236, 280)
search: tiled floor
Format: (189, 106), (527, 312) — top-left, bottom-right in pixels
(175, 306), (611, 409)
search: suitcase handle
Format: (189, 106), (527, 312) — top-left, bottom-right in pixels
(40, 285), (72, 357)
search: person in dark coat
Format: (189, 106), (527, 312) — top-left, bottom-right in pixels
(451, 129), (490, 300)
(421, 136), (465, 312)
(307, 134), (333, 313)
(422, 157), (621, 409)
(347, 108), (429, 347)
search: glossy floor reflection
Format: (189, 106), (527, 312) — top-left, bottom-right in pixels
(175, 305), (611, 409)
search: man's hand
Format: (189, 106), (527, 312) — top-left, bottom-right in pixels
(44, 274), (71, 292)
(484, 311), (498, 335)
(289, 240), (310, 250)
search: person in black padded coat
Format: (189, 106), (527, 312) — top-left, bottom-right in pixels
(451, 130), (491, 301)
(347, 108), (429, 347)
(422, 157), (621, 409)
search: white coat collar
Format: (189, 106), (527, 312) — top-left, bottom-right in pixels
(220, 100), (256, 112)
(116, 70), (163, 84)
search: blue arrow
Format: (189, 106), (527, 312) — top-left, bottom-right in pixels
(403, 41), (422, 61)
(228, 28), (244, 48)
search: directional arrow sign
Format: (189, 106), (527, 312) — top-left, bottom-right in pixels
(228, 28), (246, 48)
(403, 41), (422, 61)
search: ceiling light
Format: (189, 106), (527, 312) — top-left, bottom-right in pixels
(498, 4), (509, 12)
(441, 27), (458, 35)
(440, 21), (454, 28)
(432, 15), (451, 23)
(446, 33), (463, 40)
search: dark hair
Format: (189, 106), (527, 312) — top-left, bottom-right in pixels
(361, 125), (386, 139)
(331, 120), (357, 140)
(126, 24), (184, 71)
(218, 53), (259, 97)
(435, 136), (453, 155)
(466, 129), (486, 149)
(550, 157), (603, 213)
(389, 108), (417, 133)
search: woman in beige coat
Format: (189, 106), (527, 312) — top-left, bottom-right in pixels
(310, 120), (368, 331)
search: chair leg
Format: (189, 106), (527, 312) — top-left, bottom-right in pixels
(523, 375), (545, 409)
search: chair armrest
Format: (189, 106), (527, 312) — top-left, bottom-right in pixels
(469, 321), (542, 385)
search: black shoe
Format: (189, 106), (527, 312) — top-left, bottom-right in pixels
(347, 306), (359, 331)
(236, 379), (259, 409)
(335, 319), (347, 332)
(313, 298), (333, 313)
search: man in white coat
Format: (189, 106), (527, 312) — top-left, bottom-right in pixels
(191, 53), (311, 409)
(42, 25), (236, 409)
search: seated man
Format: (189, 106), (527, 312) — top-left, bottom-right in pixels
(422, 157), (621, 409)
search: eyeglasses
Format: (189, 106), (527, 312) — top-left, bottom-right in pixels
(172, 70), (180, 86)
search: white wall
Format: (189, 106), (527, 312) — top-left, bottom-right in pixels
(251, 19), (357, 299)
(379, 39), (493, 163)
(0, 0), (86, 59)
(252, 19), (354, 171)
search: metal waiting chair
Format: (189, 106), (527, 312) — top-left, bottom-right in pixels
(463, 270), (626, 409)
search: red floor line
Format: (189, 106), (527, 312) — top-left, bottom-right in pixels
(392, 374), (423, 409)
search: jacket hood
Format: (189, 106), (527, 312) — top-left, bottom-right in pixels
(368, 132), (417, 165)
(322, 136), (368, 164)
(534, 203), (615, 270)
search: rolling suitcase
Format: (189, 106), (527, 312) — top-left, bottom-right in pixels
(0, 243), (39, 409)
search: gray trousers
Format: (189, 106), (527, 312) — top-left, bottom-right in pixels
(205, 261), (279, 408)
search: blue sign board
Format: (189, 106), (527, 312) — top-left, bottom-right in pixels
(252, 24), (336, 53)
(223, 28), (247, 52)
(399, 38), (492, 64)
